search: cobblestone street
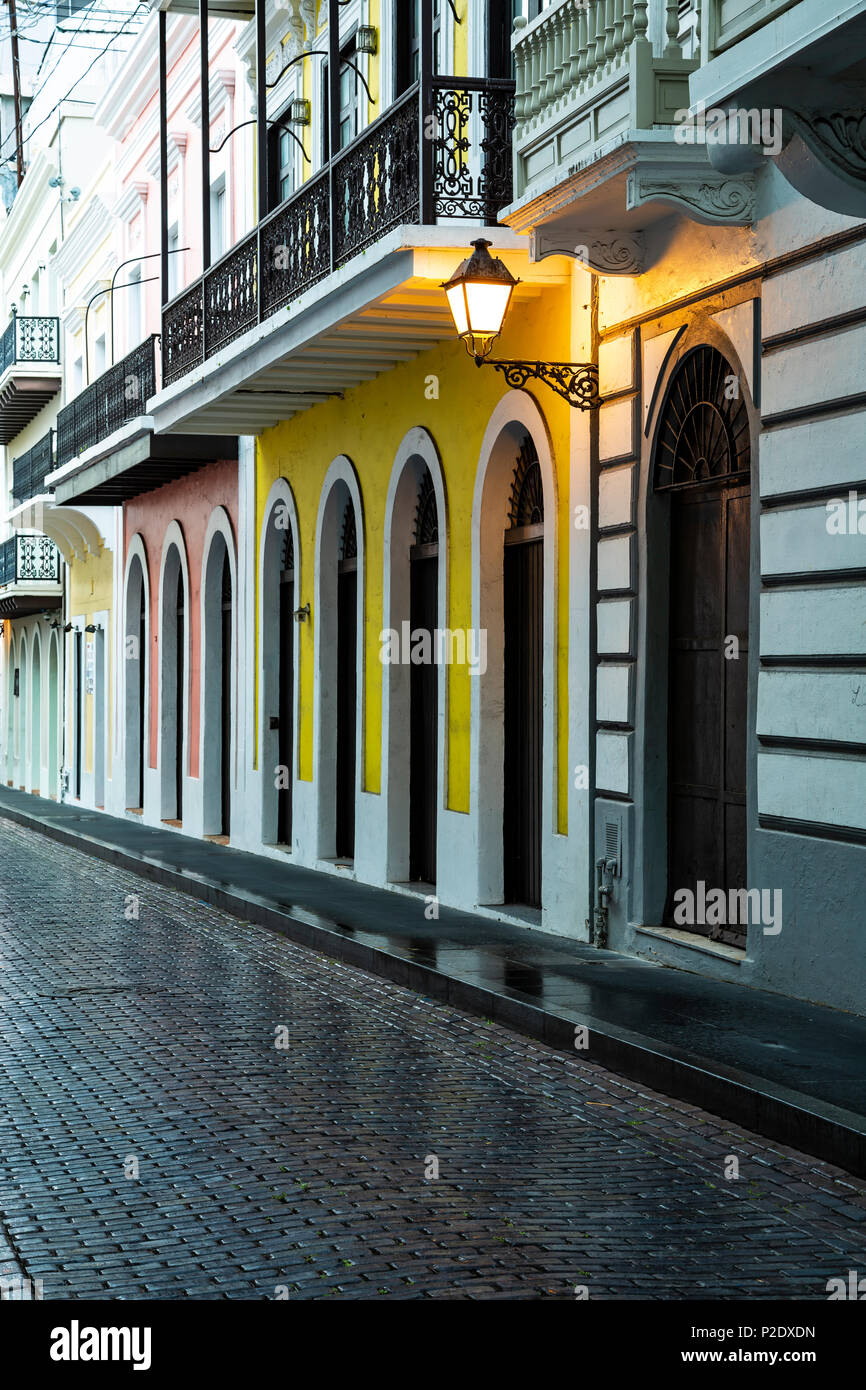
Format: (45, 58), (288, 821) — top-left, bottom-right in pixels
(1, 816), (865, 1301)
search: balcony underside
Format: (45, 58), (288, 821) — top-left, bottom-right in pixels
(0, 371), (62, 444)
(50, 426), (238, 506)
(0, 587), (62, 619)
(693, 1), (866, 217)
(501, 138), (757, 274)
(147, 227), (556, 438)
(8, 500), (108, 564)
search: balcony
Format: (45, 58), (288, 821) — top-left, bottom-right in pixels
(50, 334), (237, 506)
(501, 0), (764, 273)
(0, 315), (61, 444)
(692, 0), (866, 217)
(151, 75), (518, 435)
(12, 430), (55, 505)
(0, 533), (62, 618)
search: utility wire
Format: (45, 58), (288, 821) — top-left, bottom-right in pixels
(0, 0), (146, 162)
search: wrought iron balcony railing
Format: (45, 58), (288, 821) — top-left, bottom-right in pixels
(0, 314), (60, 375)
(162, 76), (516, 387)
(0, 533), (60, 587)
(56, 335), (158, 468)
(12, 430), (55, 504)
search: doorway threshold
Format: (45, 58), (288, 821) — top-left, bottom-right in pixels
(636, 924), (746, 964)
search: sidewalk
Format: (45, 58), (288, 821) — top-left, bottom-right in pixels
(2, 784), (865, 1176)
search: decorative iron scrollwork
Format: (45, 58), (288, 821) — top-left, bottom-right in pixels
(163, 283), (205, 387)
(204, 235), (258, 356)
(414, 467), (439, 546)
(340, 502), (357, 562)
(487, 359), (602, 411)
(654, 345), (750, 492)
(56, 337), (158, 467)
(507, 438), (544, 527)
(333, 88), (421, 267)
(432, 79), (515, 223)
(12, 430), (54, 504)
(261, 171), (330, 317)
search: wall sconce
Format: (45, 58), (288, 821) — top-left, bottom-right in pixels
(63, 622), (74, 633)
(442, 239), (602, 410)
(356, 26), (378, 55)
(294, 602), (310, 623)
(84, 623), (102, 633)
(288, 97), (311, 126)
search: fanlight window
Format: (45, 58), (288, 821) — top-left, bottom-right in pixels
(507, 438), (544, 527)
(340, 501), (357, 562)
(414, 467), (439, 546)
(654, 346), (750, 492)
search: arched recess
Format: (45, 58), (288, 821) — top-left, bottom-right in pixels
(123, 535), (150, 811)
(7, 632), (16, 773)
(200, 507), (237, 838)
(314, 456), (364, 862)
(640, 321), (758, 946)
(47, 628), (59, 799)
(382, 427), (448, 885)
(158, 523), (191, 823)
(17, 632), (27, 787)
(471, 391), (558, 910)
(30, 627), (42, 794)
(259, 479), (301, 848)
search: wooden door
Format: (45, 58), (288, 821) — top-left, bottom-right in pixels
(220, 555), (232, 837)
(277, 536), (294, 846)
(336, 504), (357, 860)
(667, 482), (749, 943)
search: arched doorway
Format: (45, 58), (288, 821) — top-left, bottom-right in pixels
(72, 628), (83, 801)
(409, 467), (439, 884)
(124, 550), (148, 811)
(17, 633), (26, 790)
(260, 485), (299, 849)
(30, 633), (41, 794)
(159, 542), (186, 823)
(653, 344), (751, 946)
(503, 437), (544, 907)
(47, 631), (59, 799)
(201, 517), (235, 840)
(220, 550), (233, 837)
(6, 634), (15, 782)
(277, 527), (295, 846)
(336, 501), (357, 861)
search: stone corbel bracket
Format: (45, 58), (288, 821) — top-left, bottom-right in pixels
(530, 230), (646, 276)
(627, 167), (756, 226)
(776, 109), (866, 219)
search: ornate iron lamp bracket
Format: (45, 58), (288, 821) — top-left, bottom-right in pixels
(480, 358), (602, 411)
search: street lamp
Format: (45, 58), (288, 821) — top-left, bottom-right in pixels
(442, 239), (603, 411)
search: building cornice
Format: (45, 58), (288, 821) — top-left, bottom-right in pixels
(51, 198), (115, 287)
(0, 148), (60, 278)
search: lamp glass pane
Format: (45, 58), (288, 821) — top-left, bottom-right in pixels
(446, 281), (469, 336)
(464, 281), (512, 336)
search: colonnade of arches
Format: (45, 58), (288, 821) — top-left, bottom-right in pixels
(3, 623), (62, 800)
(258, 396), (558, 911)
(123, 510), (236, 835)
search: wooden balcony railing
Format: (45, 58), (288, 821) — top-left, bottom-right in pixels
(162, 76), (516, 387)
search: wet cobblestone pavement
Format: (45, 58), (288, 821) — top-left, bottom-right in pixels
(1, 815), (865, 1300)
